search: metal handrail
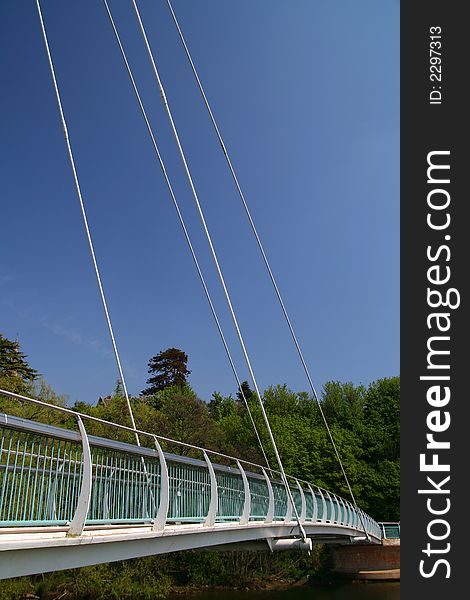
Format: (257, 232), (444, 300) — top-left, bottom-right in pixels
(0, 388), (382, 540)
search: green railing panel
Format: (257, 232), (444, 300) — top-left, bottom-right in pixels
(167, 460), (210, 522)
(248, 477), (269, 520)
(332, 497), (339, 522)
(315, 492), (324, 520)
(305, 489), (314, 521)
(324, 496), (333, 521)
(272, 481), (288, 520)
(0, 428), (82, 526)
(215, 470), (244, 521)
(88, 446), (160, 522)
(292, 486), (302, 517)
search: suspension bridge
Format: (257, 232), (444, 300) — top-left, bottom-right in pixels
(2, 0), (389, 580)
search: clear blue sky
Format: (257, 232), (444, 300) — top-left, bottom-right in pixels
(0, 1), (399, 405)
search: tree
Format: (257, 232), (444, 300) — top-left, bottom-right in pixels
(141, 347), (191, 396)
(320, 380), (367, 430)
(236, 380), (254, 404)
(0, 334), (69, 422)
(208, 391), (237, 420)
(153, 387), (219, 454)
(0, 333), (38, 383)
(263, 384), (311, 416)
(0, 333), (39, 402)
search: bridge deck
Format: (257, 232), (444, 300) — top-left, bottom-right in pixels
(0, 520), (378, 579)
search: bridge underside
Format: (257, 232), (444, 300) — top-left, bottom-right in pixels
(0, 521), (379, 580)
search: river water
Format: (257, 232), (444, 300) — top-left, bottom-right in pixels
(173, 582), (400, 600)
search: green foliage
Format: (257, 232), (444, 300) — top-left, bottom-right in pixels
(358, 377), (400, 520)
(169, 551), (227, 586)
(0, 549), (326, 598)
(143, 548), (324, 589)
(141, 348), (190, 396)
(0, 560), (170, 600)
(149, 387), (219, 454)
(0, 577), (34, 600)
(0, 334), (70, 428)
(321, 380), (367, 429)
(74, 392), (137, 443)
(1, 381), (67, 427)
(260, 378), (400, 520)
(71, 384), (220, 455)
(364, 376), (400, 461)
(206, 378), (400, 521)
(0, 333), (36, 412)
(208, 391), (238, 420)
(68, 560), (170, 599)
(263, 384), (312, 417)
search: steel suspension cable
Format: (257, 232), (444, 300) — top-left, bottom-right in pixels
(101, 0), (270, 469)
(165, 0), (367, 537)
(35, 0), (139, 446)
(131, 0), (306, 541)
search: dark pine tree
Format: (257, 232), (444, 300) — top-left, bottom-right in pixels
(236, 380), (255, 404)
(0, 333), (38, 382)
(141, 347), (191, 396)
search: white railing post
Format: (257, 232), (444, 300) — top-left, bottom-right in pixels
(204, 451), (218, 527)
(307, 484), (318, 522)
(324, 491), (333, 522)
(360, 510), (367, 534)
(237, 460), (251, 525)
(284, 488), (293, 523)
(336, 496), (342, 525)
(262, 468), (274, 523)
(339, 497), (347, 525)
(152, 437), (169, 531)
(318, 488), (327, 522)
(67, 415), (92, 537)
(333, 494), (339, 524)
(332, 493), (339, 523)
(336, 496), (342, 524)
(296, 480), (307, 524)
